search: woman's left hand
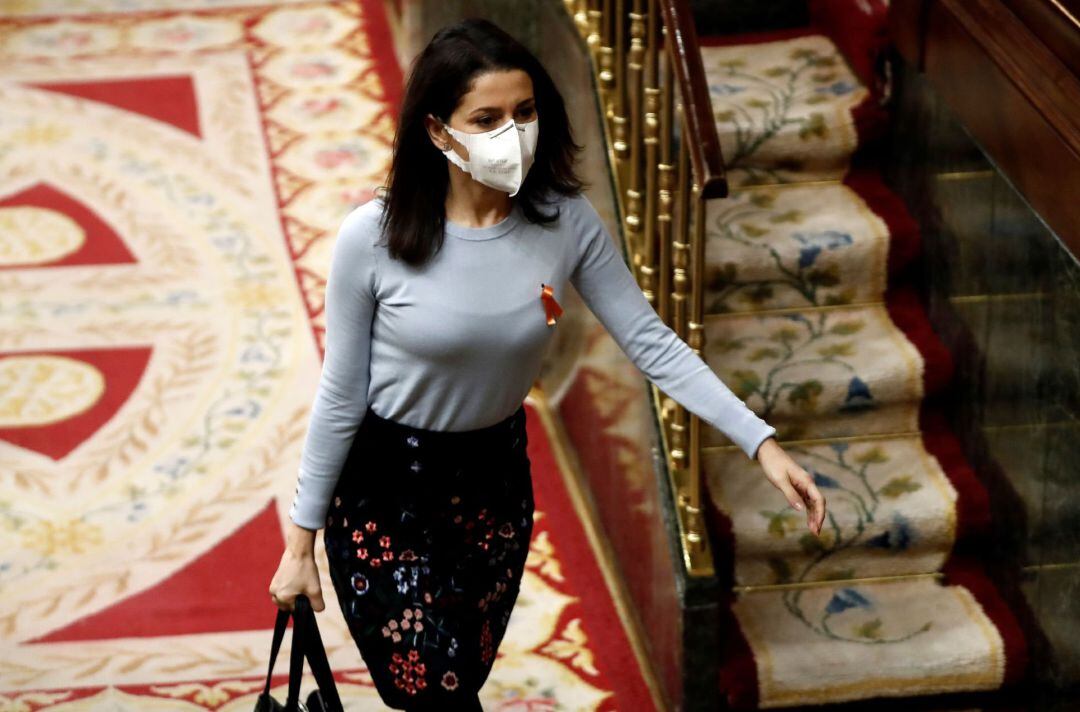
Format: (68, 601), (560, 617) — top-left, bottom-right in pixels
(754, 436), (826, 535)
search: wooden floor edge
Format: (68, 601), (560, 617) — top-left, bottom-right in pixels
(525, 387), (673, 712)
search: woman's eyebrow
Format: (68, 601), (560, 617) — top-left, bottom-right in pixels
(469, 98), (536, 114)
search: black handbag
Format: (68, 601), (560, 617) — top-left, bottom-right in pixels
(254, 594), (344, 712)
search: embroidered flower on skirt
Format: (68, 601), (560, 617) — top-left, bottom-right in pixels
(322, 403), (532, 707)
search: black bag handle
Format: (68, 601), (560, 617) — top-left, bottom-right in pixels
(286, 596), (307, 708)
(261, 606), (291, 698)
(297, 598), (344, 712)
(259, 595), (344, 712)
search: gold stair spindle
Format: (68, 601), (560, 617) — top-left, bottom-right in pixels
(598, 1), (612, 108)
(657, 17), (675, 325)
(561, 0), (723, 577)
(624, 2), (646, 278)
(668, 118), (691, 479)
(639, 0), (661, 310)
(612, 0), (626, 126)
(571, 0), (592, 46)
(611, 0), (630, 188)
(684, 188), (707, 552)
(595, 11), (614, 123)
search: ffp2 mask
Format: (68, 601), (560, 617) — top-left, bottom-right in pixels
(440, 116), (539, 197)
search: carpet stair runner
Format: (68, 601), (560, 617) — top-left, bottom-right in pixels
(694, 8), (1032, 709)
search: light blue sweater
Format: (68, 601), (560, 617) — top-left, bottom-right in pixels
(289, 192), (776, 530)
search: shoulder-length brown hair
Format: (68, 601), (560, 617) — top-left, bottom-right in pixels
(373, 17), (587, 266)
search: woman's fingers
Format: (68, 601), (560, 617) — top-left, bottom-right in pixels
(267, 549), (325, 612)
(775, 475), (803, 512)
(759, 443), (827, 535)
(809, 484), (826, 529)
(269, 590), (293, 611)
(789, 467), (826, 534)
(308, 585), (326, 612)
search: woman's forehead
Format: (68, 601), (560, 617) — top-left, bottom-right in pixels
(460, 70), (533, 109)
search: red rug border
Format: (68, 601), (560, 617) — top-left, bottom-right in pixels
(523, 401), (659, 710)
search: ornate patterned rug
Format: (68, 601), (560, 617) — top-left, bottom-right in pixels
(0, 1), (659, 709)
(697, 4), (1030, 708)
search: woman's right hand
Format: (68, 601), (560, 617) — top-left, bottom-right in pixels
(268, 523), (326, 612)
(755, 436), (826, 536)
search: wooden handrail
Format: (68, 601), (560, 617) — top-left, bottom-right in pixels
(656, 0), (728, 199)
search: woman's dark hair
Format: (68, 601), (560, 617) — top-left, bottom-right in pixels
(373, 17), (587, 266)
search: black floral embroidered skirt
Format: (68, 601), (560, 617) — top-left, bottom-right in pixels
(323, 402), (533, 709)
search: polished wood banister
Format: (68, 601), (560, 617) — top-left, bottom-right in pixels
(656, 0), (728, 200)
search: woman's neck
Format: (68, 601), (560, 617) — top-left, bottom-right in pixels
(444, 172), (514, 228)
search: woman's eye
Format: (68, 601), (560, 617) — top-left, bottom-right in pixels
(477, 109), (533, 126)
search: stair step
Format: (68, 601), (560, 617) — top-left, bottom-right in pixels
(695, 9), (1041, 707)
(700, 31), (886, 187)
(701, 287), (954, 445)
(715, 557), (1028, 709)
(703, 421), (993, 588)
(704, 170), (920, 314)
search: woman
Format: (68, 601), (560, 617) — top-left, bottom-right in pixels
(268, 17), (825, 711)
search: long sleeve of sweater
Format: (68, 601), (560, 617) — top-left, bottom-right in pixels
(567, 195), (776, 460)
(289, 207), (378, 531)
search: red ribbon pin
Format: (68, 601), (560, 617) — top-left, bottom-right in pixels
(540, 283), (563, 326)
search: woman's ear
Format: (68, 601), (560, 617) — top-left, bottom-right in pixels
(425, 114), (449, 151)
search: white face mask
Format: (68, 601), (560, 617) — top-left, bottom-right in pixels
(440, 116), (539, 197)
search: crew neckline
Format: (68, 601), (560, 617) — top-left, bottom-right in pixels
(445, 200), (523, 241)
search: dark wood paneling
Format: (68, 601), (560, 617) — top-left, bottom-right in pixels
(889, 0), (930, 69)
(1003, 0), (1080, 77)
(906, 0), (1080, 258)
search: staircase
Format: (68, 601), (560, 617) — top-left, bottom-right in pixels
(693, 6), (1032, 709)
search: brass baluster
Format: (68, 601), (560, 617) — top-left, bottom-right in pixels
(657, 15), (674, 326)
(670, 111), (690, 494)
(685, 190), (706, 553)
(639, 0), (660, 310)
(625, 2), (645, 279)
(561, 0), (720, 577)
